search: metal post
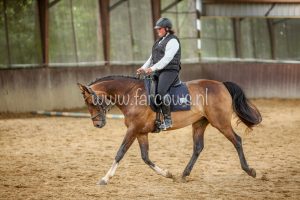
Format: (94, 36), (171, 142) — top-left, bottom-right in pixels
(195, 0), (202, 61)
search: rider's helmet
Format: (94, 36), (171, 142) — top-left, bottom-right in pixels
(154, 18), (172, 30)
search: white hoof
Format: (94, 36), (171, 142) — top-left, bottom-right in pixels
(97, 179), (107, 185)
(166, 171), (173, 179)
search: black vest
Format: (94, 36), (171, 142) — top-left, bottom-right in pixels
(151, 34), (181, 71)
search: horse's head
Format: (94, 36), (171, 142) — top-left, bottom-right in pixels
(78, 83), (111, 128)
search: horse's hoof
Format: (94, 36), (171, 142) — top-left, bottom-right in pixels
(248, 168), (256, 178)
(180, 176), (188, 183)
(166, 171), (173, 179)
(97, 179), (107, 185)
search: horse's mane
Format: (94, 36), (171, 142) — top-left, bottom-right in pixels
(88, 75), (141, 86)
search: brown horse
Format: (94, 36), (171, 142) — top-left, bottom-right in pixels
(78, 75), (261, 185)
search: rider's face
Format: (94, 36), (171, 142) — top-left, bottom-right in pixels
(156, 27), (166, 38)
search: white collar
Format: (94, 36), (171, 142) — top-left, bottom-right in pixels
(159, 33), (170, 43)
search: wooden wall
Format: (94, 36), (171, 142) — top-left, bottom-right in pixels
(0, 62), (299, 112)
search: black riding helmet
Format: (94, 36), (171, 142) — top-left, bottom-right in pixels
(154, 18), (172, 29)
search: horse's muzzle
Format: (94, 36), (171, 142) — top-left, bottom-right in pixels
(93, 120), (106, 128)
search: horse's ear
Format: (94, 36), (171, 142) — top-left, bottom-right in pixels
(77, 83), (89, 93)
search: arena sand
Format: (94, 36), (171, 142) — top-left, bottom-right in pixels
(0, 99), (299, 199)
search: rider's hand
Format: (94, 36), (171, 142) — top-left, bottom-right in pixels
(136, 67), (145, 75)
(145, 68), (153, 75)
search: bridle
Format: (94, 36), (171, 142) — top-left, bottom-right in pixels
(83, 86), (112, 120)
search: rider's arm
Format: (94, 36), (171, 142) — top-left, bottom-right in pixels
(150, 39), (179, 72)
(141, 55), (152, 69)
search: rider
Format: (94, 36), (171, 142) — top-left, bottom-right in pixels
(137, 17), (181, 130)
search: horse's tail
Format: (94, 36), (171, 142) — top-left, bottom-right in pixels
(223, 81), (262, 129)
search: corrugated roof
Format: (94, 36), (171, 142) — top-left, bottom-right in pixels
(204, 0), (300, 3)
(204, 3), (300, 17)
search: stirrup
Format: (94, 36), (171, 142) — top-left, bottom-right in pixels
(159, 119), (172, 130)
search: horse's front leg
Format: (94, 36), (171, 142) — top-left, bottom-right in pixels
(98, 128), (136, 185)
(137, 134), (173, 178)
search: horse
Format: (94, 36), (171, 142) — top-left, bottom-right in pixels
(78, 75), (262, 185)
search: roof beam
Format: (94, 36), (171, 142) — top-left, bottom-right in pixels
(233, 18), (241, 58)
(151, 0), (161, 40)
(3, 0), (11, 67)
(99, 0), (110, 66)
(37, 0), (49, 67)
(267, 19), (275, 59)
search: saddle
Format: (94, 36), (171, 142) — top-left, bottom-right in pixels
(144, 75), (191, 132)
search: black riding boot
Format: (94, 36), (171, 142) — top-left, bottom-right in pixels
(159, 97), (172, 130)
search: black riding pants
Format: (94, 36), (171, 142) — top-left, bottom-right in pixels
(155, 70), (178, 98)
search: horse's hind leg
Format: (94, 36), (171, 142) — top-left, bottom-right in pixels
(137, 134), (173, 179)
(220, 127), (256, 178)
(182, 118), (209, 181)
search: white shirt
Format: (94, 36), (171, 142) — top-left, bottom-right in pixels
(142, 34), (180, 72)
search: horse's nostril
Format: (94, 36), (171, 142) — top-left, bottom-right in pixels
(95, 122), (105, 128)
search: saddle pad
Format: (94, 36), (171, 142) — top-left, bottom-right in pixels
(144, 78), (191, 112)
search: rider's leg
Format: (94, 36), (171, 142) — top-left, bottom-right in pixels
(160, 94), (172, 129)
(156, 70), (178, 130)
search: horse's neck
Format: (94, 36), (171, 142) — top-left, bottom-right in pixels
(97, 80), (141, 96)
(92, 79), (144, 113)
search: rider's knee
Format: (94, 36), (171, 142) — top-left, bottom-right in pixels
(162, 94), (171, 106)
